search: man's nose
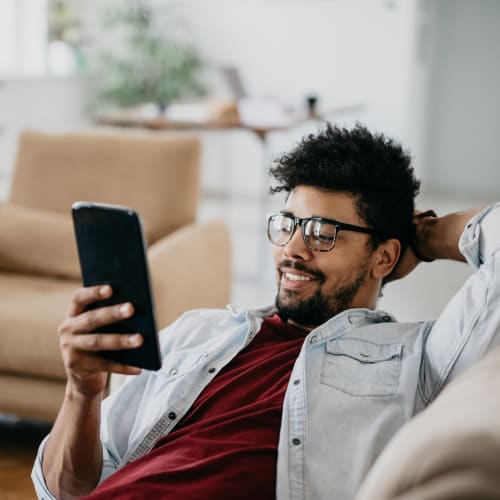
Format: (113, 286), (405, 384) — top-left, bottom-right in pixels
(284, 226), (313, 260)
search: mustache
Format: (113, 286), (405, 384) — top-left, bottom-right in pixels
(278, 259), (325, 282)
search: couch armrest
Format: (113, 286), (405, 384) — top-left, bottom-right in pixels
(0, 203), (80, 279)
(147, 219), (232, 329)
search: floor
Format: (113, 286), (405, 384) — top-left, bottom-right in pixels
(0, 415), (51, 499)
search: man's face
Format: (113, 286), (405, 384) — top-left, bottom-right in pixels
(272, 186), (376, 328)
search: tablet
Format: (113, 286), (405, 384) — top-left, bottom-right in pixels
(72, 201), (162, 371)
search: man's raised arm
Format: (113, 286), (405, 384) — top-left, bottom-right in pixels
(416, 202), (500, 402)
(36, 285), (143, 499)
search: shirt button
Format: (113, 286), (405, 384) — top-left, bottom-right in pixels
(293, 379), (300, 386)
(168, 412), (176, 420)
(310, 335), (317, 344)
(169, 368), (178, 376)
(348, 315), (354, 324)
(292, 438), (301, 446)
(382, 315), (392, 322)
(208, 367), (216, 374)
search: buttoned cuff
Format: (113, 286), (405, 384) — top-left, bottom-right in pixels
(459, 202), (500, 270)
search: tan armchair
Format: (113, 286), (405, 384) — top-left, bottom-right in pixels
(0, 130), (231, 422)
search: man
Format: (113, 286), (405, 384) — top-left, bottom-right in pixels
(33, 124), (500, 499)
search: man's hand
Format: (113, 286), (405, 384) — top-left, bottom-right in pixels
(59, 284), (143, 398)
(385, 210), (437, 283)
(386, 206), (482, 284)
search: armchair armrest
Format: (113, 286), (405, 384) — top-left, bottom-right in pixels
(147, 219), (232, 328)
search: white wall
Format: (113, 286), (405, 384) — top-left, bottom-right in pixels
(424, 0), (500, 198)
(0, 77), (90, 198)
(178, 0), (421, 151)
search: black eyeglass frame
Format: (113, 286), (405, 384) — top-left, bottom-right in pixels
(266, 212), (380, 252)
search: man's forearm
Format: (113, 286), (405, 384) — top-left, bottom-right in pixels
(418, 208), (483, 262)
(42, 385), (103, 499)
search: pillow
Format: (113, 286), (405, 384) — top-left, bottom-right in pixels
(0, 204), (80, 279)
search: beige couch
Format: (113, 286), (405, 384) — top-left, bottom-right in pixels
(355, 344), (500, 500)
(0, 130), (231, 422)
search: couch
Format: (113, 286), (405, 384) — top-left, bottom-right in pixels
(0, 129), (231, 422)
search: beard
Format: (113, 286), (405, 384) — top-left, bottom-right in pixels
(275, 258), (370, 327)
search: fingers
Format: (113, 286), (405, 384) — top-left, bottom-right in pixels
(60, 328), (143, 379)
(61, 286), (146, 385)
(101, 362), (142, 376)
(67, 285), (113, 317)
(67, 300), (135, 335)
(68, 355), (143, 377)
(410, 210), (438, 262)
(59, 303), (142, 356)
(68, 332), (143, 352)
(412, 209), (437, 224)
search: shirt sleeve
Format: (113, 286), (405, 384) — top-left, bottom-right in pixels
(31, 433), (119, 500)
(419, 202), (500, 404)
(31, 435), (56, 500)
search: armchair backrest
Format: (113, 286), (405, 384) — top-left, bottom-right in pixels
(8, 130), (200, 244)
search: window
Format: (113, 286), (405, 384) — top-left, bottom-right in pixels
(0, 2), (16, 74)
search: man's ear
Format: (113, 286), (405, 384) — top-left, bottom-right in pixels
(371, 238), (401, 279)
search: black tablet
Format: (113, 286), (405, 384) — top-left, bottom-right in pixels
(72, 201), (161, 371)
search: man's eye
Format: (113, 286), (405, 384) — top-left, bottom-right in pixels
(274, 223), (290, 233)
(316, 233), (333, 241)
(275, 219), (293, 232)
(310, 232), (332, 242)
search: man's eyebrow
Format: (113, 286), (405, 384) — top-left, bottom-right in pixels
(280, 210), (338, 221)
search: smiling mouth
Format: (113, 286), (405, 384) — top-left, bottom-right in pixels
(284, 272), (313, 281)
(279, 266), (322, 291)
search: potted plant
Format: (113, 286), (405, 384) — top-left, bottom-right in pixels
(89, 0), (205, 114)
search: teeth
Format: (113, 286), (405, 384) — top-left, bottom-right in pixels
(285, 272), (311, 281)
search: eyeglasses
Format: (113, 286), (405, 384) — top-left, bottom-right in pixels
(266, 212), (379, 252)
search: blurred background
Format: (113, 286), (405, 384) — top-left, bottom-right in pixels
(1, 0), (499, 319)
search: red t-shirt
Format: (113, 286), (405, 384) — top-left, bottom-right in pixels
(82, 315), (305, 500)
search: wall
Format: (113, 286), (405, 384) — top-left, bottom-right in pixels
(0, 77), (90, 198)
(424, 0), (500, 198)
(178, 0), (421, 151)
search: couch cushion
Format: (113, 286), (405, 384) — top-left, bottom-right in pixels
(0, 373), (66, 422)
(0, 273), (79, 380)
(354, 346), (500, 500)
(0, 204), (80, 279)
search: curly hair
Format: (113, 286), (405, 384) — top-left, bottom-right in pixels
(269, 123), (420, 248)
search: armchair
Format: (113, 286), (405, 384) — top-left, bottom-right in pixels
(0, 130), (231, 422)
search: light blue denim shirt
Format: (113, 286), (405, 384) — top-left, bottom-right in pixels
(33, 203), (500, 500)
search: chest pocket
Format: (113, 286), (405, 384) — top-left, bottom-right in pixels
(321, 338), (402, 397)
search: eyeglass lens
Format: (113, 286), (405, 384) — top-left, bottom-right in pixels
(268, 214), (337, 251)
